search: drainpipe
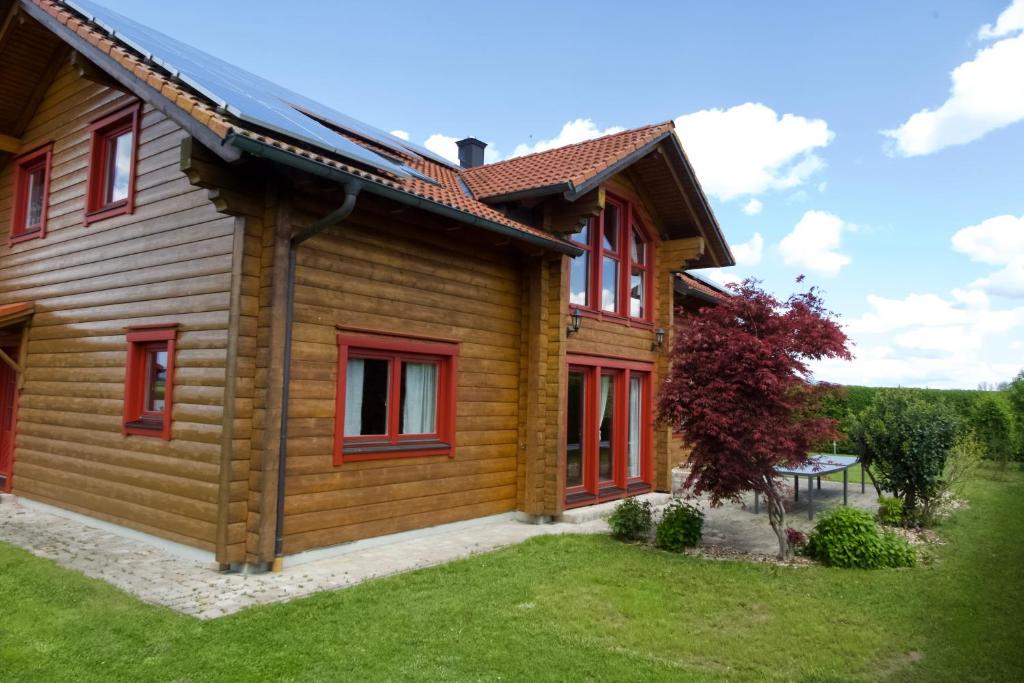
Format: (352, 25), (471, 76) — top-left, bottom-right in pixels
(271, 180), (362, 570)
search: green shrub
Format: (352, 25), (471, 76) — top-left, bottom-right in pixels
(654, 500), (703, 552)
(876, 496), (903, 525)
(607, 497), (653, 541)
(971, 394), (1015, 467)
(849, 389), (957, 524)
(805, 506), (915, 569)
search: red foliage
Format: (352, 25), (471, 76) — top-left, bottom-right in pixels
(659, 278), (852, 504)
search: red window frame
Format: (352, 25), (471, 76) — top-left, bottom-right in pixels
(123, 324), (177, 440)
(85, 101), (141, 225)
(9, 142), (54, 244)
(568, 193), (655, 326)
(629, 224), (648, 319)
(334, 333), (458, 464)
(565, 355), (653, 507)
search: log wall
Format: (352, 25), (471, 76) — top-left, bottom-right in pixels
(0, 64), (234, 553)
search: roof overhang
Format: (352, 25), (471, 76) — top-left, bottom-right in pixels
(0, 301), (34, 328)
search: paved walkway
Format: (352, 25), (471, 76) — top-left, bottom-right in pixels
(0, 495), (604, 619)
(0, 477), (877, 619)
(693, 478), (880, 555)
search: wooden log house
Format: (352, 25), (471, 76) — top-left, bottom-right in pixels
(0, 0), (734, 570)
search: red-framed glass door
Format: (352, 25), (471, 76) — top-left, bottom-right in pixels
(566, 358), (652, 507)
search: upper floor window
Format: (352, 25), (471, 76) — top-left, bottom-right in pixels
(86, 102), (141, 225)
(335, 333), (458, 464)
(10, 143), (53, 244)
(568, 195), (653, 322)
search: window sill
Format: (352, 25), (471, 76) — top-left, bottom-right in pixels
(569, 305), (655, 330)
(339, 440), (453, 463)
(124, 418), (169, 439)
(9, 229), (43, 245)
(85, 201), (131, 226)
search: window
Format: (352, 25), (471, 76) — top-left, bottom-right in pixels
(568, 195), (653, 323)
(85, 102), (141, 225)
(335, 334), (458, 463)
(10, 143), (53, 244)
(123, 324), (177, 439)
(565, 356), (651, 506)
(569, 222), (590, 306)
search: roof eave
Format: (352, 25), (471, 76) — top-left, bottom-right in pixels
(663, 133), (736, 268)
(228, 134), (583, 257)
(566, 131), (676, 200)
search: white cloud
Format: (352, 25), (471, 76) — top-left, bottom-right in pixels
(812, 288), (1024, 389)
(423, 133), (501, 165)
(952, 214), (1024, 298)
(979, 0), (1024, 39)
(730, 232), (764, 266)
(742, 198), (763, 215)
(390, 129), (410, 141)
(424, 133), (459, 164)
(883, 3), (1024, 157)
(510, 118), (624, 158)
(778, 210), (851, 276)
(674, 103), (833, 201)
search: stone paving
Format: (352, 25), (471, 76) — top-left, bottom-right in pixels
(0, 494), (605, 619)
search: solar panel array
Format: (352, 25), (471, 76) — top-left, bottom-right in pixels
(64, 0), (454, 180)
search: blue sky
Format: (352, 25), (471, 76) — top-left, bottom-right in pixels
(94, 0), (1024, 388)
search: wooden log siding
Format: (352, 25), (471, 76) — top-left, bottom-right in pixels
(0, 65), (235, 553)
(276, 201), (522, 554)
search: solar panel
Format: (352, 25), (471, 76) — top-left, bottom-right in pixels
(63, 0), (453, 177)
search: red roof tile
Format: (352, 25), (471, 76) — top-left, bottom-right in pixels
(677, 272), (731, 303)
(461, 123), (675, 200)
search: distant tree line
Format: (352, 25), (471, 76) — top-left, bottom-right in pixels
(819, 370), (1024, 463)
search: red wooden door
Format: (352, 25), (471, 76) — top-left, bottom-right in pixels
(0, 344), (19, 492)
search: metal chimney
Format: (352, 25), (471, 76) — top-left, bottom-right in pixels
(456, 137), (487, 169)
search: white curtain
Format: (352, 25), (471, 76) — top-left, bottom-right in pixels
(598, 375), (611, 431)
(344, 358), (364, 436)
(402, 362), (437, 434)
(628, 376), (641, 477)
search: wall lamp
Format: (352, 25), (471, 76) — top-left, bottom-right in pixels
(652, 327), (666, 350)
(567, 308), (582, 337)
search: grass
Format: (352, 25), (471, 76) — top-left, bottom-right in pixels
(2, 468), (1023, 681)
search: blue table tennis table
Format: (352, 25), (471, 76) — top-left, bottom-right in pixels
(754, 454), (862, 520)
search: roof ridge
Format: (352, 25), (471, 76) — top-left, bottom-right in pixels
(462, 120), (674, 176)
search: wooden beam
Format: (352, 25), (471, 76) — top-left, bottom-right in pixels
(69, 50), (125, 92)
(0, 134), (19, 154)
(660, 237), (706, 272)
(543, 186), (605, 235)
(0, 2), (24, 56)
(0, 346), (21, 374)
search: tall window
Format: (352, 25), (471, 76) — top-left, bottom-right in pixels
(335, 334), (458, 463)
(124, 325), (177, 440)
(569, 222), (591, 306)
(567, 195), (653, 323)
(86, 102), (141, 225)
(10, 143), (53, 244)
(565, 358), (651, 505)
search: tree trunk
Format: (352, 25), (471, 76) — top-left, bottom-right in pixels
(765, 487), (792, 561)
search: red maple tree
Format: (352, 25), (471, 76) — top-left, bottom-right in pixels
(658, 278), (852, 560)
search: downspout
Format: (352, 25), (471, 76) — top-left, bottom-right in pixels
(271, 179), (362, 570)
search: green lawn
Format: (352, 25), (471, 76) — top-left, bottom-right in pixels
(2, 469), (1023, 682)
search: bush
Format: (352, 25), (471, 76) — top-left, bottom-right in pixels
(849, 389), (957, 524)
(942, 432), (984, 500)
(607, 497), (653, 542)
(805, 507), (915, 569)
(655, 500), (703, 552)
(876, 496), (903, 525)
(972, 394), (1015, 467)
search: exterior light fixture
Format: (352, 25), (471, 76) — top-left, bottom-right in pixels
(567, 308), (582, 337)
(652, 327), (666, 350)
